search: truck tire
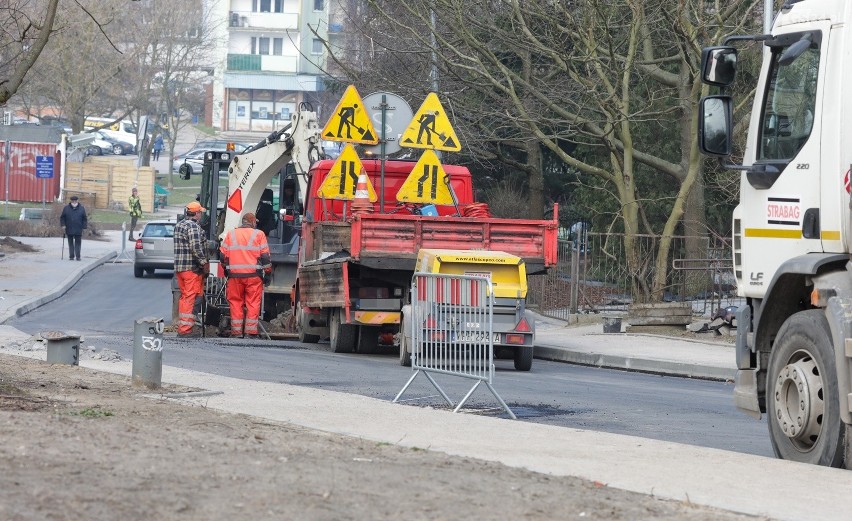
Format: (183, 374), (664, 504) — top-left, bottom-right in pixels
(767, 310), (847, 467)
(399, 315), (412, 367)
(329, 308), (356, 353)
(514, 345), (533, 371)
(296, 304), (319, 344)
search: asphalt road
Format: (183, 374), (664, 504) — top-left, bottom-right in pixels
(7, 263), (775, 458)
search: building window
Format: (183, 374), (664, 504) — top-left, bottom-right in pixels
(312, 38), (323, 55)
(314, 0), (324, 11)
(259, 0), (271, 13)
(274, 0), (284, 12)
(273, 38), (283, 56)
(250, 37), (256, 55)
(258, 37), (270, 55)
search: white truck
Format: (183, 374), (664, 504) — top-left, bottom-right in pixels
(698, 0), (852, 467)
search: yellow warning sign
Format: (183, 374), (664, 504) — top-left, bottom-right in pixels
(400, 93), (461, 152)
(316, 143), (377, 201)
(321, 85), (378, 145)
(396, 149), (454, 205)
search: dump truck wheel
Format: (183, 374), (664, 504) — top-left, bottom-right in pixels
(329, 309), (356, 353)
(296, 304), (319, 344)
(514, 345), (533, 371)
(767, 310), (846, 466)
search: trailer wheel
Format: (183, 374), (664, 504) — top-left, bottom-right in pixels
(767, 310), (847, 467)
(134, 266), (144, 278)
(514, 345), (533, 371)
(329, 309), (356, 353)
(296, 304), (319, 344)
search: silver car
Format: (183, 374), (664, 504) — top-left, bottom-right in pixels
(134, 220), (175, 277)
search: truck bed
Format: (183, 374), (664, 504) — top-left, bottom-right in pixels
(303, 211), (558, 274)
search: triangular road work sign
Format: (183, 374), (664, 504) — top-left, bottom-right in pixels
(321, 85), (379, 145)
(396, 149), (454, 205)
(400, 93), (461, 152)
(316, 143), (377, 201)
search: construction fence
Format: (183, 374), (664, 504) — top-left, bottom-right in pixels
(526, 233), (741, 320)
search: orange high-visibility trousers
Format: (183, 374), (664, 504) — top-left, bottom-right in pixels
(226, 277), (263, 337)
(177, 271), (203, 335)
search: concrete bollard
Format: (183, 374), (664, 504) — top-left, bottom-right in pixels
(132, 317), (164, 389)
(43, 331), (81, 365)
(602, 315), (622, 334)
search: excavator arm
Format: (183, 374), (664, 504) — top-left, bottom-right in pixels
(220, 111), (321, 239)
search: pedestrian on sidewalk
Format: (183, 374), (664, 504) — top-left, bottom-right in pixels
(128, 187), (143, 240)
(174, 201), (209, 337)
(152, 134), (164, 161)
(220, 212), (271, 339)
(60, 195), (87, 261)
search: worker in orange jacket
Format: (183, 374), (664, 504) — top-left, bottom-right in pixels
(220, 212), (271, 339)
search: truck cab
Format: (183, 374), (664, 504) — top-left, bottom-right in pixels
(698, 0), (852, 467)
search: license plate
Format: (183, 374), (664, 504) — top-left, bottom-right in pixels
(452, 331), (500, 343)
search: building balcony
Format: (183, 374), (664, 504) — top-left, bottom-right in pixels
(228, 11), (298, 31)
(227, 53), (298, 74)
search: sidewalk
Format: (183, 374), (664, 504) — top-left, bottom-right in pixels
(3, 232), (852, 520)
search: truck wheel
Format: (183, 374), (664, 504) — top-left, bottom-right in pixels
(296, 304), (319, 344)
(767, 310), (847, 467)
(357, 326), (380, 354)
(329, 309), (356, 353)
(399, 315), (412, 367)
(514, 345), (533, 371)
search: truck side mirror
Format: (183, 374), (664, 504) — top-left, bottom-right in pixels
(701, 47), (738, 87)
(698, 96), (733, 157)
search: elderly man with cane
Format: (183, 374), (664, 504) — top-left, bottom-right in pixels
(220, 212), (271, 339)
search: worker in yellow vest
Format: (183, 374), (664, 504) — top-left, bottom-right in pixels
(219, 213), (271, 338)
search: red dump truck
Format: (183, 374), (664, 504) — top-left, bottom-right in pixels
(293, 158), (558, 368)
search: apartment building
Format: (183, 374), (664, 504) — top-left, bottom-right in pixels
(209, 0), (331, 132)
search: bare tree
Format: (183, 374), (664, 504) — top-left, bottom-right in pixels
(0, 0), (60, 105)
(330, 0), (761, 302)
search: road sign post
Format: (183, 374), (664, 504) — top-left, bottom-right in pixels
(363, 92), (413, 213)
(35, 156), (55, 208)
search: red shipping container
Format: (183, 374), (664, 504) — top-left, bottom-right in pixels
(0, 141), (61, 203)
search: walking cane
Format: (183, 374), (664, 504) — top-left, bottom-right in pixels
(61, 232), (65, 260)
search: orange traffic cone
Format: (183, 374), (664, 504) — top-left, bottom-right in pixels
(350, 170), (374, 215)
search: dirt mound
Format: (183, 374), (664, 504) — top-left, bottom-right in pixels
(0, 237), (40, 254)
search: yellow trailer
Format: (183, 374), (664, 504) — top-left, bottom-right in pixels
(400, 249), (535, 371)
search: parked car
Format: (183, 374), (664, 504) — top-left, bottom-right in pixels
(134, 219), (175, 278)
(100, 133), (136, 155)
(172, 143), (252, 177)
(86, 131), (115, 156)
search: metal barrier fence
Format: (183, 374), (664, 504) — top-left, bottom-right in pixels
(527, 233), (742, 320)
(393, 273), (516, 419)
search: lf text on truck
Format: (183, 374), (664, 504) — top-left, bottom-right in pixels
(697, 0), (852, 467)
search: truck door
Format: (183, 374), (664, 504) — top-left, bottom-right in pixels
(739, 27), (827, 296)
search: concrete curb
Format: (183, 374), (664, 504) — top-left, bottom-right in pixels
(534, 344), (736, 381)
(0, 250), (117, 324)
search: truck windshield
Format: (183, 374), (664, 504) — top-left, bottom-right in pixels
(758, 39), (819, 161)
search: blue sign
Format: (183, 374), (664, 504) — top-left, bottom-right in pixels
(35, 155), (54, 179)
